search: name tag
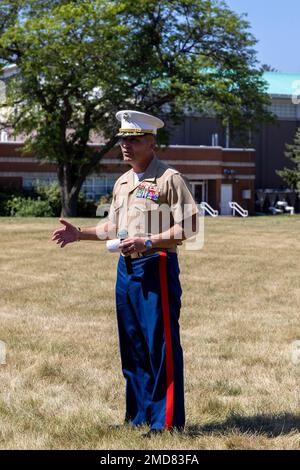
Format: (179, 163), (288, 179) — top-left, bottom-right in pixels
(136, 183), (160, 201)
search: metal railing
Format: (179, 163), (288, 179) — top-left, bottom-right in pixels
(276, 201), (295, 215)
(229, 202), (248, 217)
(200, 202), (219, 217)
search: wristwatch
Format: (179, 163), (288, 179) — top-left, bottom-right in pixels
(144, 238), (153, 251)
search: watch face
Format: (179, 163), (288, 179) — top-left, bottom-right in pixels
(145, 239), (152, 249)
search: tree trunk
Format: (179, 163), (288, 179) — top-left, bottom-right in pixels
(56, 137), (118, 217)
(60, 190), (78, 217)
(58, 163), (80, 217)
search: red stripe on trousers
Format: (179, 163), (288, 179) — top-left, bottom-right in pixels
(159, 252), (174, 430)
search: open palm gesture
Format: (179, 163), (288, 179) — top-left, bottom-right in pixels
(51, 218), (80, 248)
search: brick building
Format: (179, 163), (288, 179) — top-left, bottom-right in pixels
(0, 68), (299, 214)
(0, 142), (255, 215)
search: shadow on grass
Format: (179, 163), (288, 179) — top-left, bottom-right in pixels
(186, 414), (300, 438)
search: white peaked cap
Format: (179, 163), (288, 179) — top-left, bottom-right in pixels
(116, 110), (164, 137)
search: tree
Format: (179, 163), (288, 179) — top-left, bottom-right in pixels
(277, 128), (300, 194)
(0, 0), (272, 216)
(260, 64), (278, 72)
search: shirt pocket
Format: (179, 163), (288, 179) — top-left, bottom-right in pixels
(113, 199), (126, 229)
(134, 200), (171, 235)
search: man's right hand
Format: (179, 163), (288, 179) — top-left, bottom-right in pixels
(51, 218), (80, 248)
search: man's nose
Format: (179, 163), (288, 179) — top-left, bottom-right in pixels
(122, 140), (132, 149)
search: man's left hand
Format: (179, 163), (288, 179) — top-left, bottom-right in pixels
(120, 237), (147, 256)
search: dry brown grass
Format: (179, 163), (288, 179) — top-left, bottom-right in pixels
(0, 215), (300, 450)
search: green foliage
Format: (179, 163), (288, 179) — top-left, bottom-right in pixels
(0, 183), (61, 216)
(0, 191), (17, 215)
(1, 181), (96, 216)
(33, 182), (97, 216)
(277, 128), (300, 194)
(77, 191), (97, 217)
(0, 184), (25, 215)
(6, 196), (54, 217)
(0, 0), (273, 215)
(97, 193), (113, 206)
(35, 182), (62, 216)
(260, 64), (278, 72)
(0, 193), (10, 216)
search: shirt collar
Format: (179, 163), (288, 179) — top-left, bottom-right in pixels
(141, 155), (159, 182)
(121, 155), (160, 191)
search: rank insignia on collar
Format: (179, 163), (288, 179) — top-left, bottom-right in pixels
(136, 183), (160, 201)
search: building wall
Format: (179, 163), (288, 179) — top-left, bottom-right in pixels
(0, 142), (256, 215)
(166, 108), (300, 192)
(1, 67), (299, 203)
(166, 116), (225, 147)
(163, 111), (300, 212)
(253, 120), (299, 189)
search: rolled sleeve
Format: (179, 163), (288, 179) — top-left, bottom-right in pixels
(167, 173), (199, 224)
(108, 196), (116, 224)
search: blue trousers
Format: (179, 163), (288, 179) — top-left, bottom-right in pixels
(115, 251), (185, 431)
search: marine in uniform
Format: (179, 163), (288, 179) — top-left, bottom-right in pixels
(51, 110), (199, 437)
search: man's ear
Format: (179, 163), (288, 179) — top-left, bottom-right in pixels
(148, 135), (156, 150)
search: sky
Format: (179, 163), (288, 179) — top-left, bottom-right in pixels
(225, 0), (300, 73)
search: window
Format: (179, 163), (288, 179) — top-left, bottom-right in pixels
(269, 103), (298, 119)
(23, 175), (117, 199)
(23, 176), (57, 189)
(81, 176), (116, 200)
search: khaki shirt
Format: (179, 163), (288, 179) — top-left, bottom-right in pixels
(108, 155), (199, 252)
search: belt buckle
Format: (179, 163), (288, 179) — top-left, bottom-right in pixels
(132, 252), (143, 259)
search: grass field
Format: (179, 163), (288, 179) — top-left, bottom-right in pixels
(1, 215), (300, 450)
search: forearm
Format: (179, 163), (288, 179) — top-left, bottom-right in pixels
(78, 221), (117, 241)
(151, 224), (185, 249)
(150, 215), (198, 249)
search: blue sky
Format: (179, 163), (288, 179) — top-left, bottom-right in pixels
(225, 0), (300, 73)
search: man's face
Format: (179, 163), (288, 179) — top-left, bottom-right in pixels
(119, 135), (155, 164)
